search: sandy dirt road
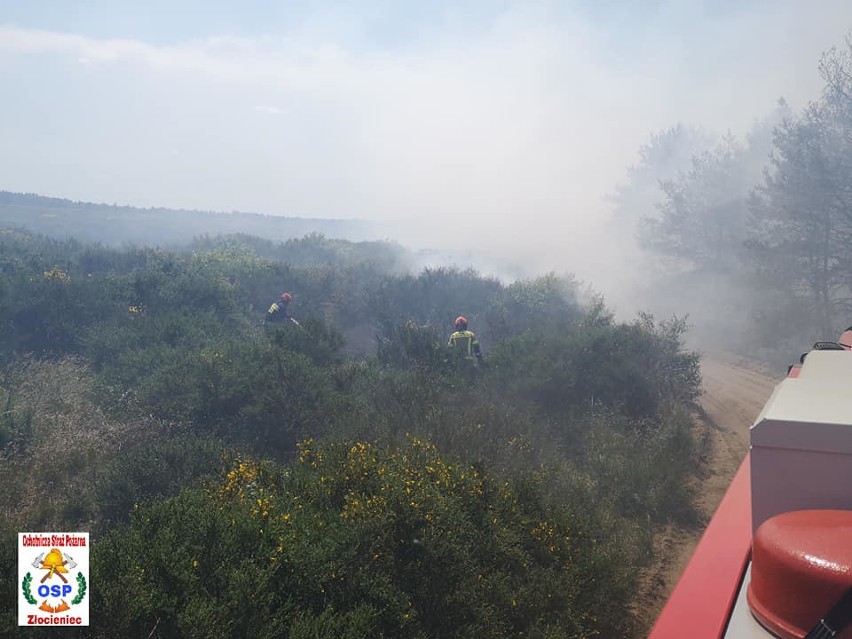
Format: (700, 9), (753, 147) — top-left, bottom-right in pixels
(634, 354), (780, 635)
(694, 356), (781, 510)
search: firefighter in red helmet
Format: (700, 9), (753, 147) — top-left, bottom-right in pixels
(448, 316), (482, 363)
(266, 292), (294, 324)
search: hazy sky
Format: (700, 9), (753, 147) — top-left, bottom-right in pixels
(2, 1), (851, 284)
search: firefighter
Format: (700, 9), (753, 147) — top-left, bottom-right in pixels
(266, 292), (294, 324)
(448, 316), (482, 363)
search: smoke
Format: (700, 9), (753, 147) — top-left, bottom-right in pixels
(1, 2), (850, 313)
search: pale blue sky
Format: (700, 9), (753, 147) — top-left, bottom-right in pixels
(1, 1), (524, 48)
(0, 1), (757, 59)
(1, 0), (850, 278)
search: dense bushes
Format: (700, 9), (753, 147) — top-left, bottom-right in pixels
(92, 438), (635, 638)
(94, 435), (228, 530)
(486, 313), (700, 423)
(0, 229), (704, 637)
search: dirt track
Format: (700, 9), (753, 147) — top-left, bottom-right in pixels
(695, 356), (780, 510)
(634, 354), (780, 636)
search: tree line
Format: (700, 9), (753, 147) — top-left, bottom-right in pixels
(614, 35), (852, 360)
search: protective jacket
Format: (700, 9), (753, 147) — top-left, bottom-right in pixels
(266, 300), (290, 323)
(448, 330), (482, 361)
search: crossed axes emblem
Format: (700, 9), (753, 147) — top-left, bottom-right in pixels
(31, 548), (77, 584)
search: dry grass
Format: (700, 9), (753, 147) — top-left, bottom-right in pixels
(0, 356), (160, 530)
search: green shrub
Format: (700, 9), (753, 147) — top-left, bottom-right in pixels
(92, 438), (637, 638)
(268, 317), (346, 367)
(94, 434), (228, 530)
(579, 407), (699, 525)
(486, 312), (700, 424)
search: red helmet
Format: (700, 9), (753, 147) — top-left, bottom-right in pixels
(280, 292), (292, 302)
(454, 316), (468, 330)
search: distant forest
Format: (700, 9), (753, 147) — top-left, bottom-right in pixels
(0, 191), (379, 247)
